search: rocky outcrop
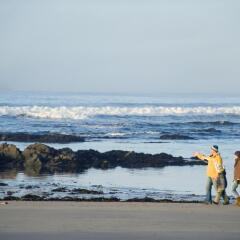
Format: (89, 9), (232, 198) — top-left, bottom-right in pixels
(0, 143), (206, 173)
(0, 132), (85, 143)
(22, 143), (58, 172)
(160, 134), (194, 140)
(194, 128), (221, 133)
(1, 195), (203, 203)
(0, 143), (23, 169)
(52, 187), (104, 195)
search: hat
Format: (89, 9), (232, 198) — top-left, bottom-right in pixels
(235, 151), (240, 158)
(211, 145), (219, 152)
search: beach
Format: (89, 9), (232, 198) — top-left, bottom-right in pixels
(0, 201), (239, 240)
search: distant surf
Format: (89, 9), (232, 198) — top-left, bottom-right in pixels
(1, 105), (240, 120)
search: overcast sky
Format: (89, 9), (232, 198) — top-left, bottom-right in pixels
(0, 0), (239, 94)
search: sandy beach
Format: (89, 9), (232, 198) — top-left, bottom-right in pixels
(0, 201), (239, 240)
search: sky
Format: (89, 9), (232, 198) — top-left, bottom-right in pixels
(0, 0), (240, 94)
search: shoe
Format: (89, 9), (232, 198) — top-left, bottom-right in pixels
(213, 201), (219, 205)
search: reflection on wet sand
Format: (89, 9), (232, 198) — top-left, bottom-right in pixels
(0, 167), (209, 202)
(0, 169), (18, 179)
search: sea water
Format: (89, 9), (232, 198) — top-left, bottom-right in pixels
(0, 91), (240, 200)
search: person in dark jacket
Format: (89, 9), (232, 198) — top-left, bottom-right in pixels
(232, 151), (240, 206)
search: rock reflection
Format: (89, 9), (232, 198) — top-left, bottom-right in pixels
(0, 169), (18, 179)
(24, 166), (41, 177)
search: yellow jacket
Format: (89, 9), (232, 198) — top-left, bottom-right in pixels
(196, 153), (224, 179)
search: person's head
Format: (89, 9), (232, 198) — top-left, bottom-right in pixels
(211, 145), (219, 156)
(234, 151), (240, 159)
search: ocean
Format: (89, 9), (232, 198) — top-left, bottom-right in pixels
(0, 91), (240, 201)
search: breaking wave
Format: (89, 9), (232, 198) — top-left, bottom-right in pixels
(1, 105), (240, 120)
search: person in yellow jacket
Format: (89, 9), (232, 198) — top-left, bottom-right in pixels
(194, 145), (229, 205)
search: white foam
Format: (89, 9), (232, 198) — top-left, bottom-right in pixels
(1, 105), (240, 120)
(105, 132), (127, 137)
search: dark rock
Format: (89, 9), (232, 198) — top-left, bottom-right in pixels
(196, 128), (221, 133)
(0, 143), (206, 173)
(53, 147), (78, 171)
(0, 143), (23, 160)
(52, 187), (104, 194)
(0, 143), (23, 169)
(204, 128), (221, 133)
(23, 144), (79, 172)
(39, 196), (121, 202)
(52, 187), (68, 192)
(160, 134), (194, 140)
(0, 182), (8, 186)
(3, 196), (20, 201)
(75, 149), (102, 169)
(190, 121), (235, 126)
(126, 197), (163, 202)
(0, 132), (85, 143)
(125, 198), (200, 203)
(42, 192), (52, 197)
(91, 185), (103, 188)
(0, 195), (203, 203)
(87, 197), (120, 202)
(25, 185), (40, 189)
(70, 188), (104, 195)
(100, 150), (187, 168)
(23, 143), (58, 161)
(22, 143), (58, 172)
(21, 194), (44, 201)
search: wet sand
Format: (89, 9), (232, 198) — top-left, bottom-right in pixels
(0, 201), (239, 240)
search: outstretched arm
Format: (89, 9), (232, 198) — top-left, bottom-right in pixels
(193, 152), (209, 161)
